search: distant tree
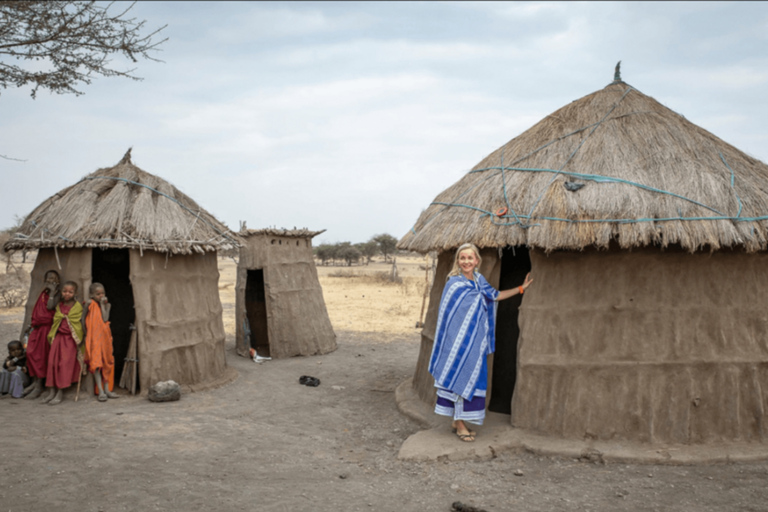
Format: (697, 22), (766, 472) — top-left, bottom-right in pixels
(337, 242), (361, 267)
(373, 233), (398, 262)
(314, 244), (335, 266)
(0, 215), (24, 271)
(356, 241), (378, 265)
(0, 1), (167, 99)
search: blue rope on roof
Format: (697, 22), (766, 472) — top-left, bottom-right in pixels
(431, 201), (768, 225)
(409, 155), (753, 235)
(472, 165), (727, 217)
(720, 152), (743, 218)
(525, 87), (634, 221)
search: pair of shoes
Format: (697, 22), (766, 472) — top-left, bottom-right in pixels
(299, 375), (320, 387)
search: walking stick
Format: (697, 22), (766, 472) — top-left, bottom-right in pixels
(75, 370), (82, 402)
(75, 352), (85, 402)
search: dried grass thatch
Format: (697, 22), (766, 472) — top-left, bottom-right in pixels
(240, 227), (326, 239)
(399, 79), (768, 254)
(3, 149), (241, 255)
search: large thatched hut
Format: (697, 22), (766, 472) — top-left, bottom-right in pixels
(399, 71), (768, 446)
(3, 150), (240, 393)
(235, 228), (336, 359)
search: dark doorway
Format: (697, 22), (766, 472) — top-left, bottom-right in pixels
(91, 249), (135, 386)
(488, 245), (531, 414)
(245, 269), (270, 357)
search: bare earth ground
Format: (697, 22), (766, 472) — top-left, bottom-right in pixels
(2, 254), (768, 512)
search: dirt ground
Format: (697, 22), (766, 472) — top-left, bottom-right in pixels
(2, 254), (768, 512)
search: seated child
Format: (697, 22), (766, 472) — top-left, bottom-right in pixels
(41, 281), (85, 406)
(0, 340), (29, 398)
(85, 283), (119, 401)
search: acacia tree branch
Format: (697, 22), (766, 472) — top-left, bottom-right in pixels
(0, 0), (167, 98)
(0, 154), (26, 162)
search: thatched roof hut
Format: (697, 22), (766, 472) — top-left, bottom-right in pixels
(5, 149), (238, 255)
(235, 227), (336, 359)
(399, 71), (768, 447)
(4, 149), (240, 394)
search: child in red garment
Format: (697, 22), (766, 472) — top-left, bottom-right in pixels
(41, 281), (85, 406)
(22, 270), (60, 399)
(84, 283), (119, 402)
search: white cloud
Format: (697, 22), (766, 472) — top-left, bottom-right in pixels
(707, 67), (768, 89)
(205, 6), (370, 43)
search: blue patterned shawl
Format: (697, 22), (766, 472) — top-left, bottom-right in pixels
(429, 273), (499, 400)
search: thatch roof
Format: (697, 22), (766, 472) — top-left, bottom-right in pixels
(240, 227), (326, 239)
(3, 149), (241, 254)
(399, 77), (768, 254)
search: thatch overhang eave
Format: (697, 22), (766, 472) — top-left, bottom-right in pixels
(398, 210), (768, 255)
(2, 237), (240, 255)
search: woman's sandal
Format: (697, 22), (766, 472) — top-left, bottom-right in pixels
(455, 431), (475, 442)
(452, 427), (477, 436)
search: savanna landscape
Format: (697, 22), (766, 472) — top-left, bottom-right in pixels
(2, 251), (768, 512)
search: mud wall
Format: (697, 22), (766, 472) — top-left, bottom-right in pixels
(513, 246), (768, 444)
(130, 250), (227, 392)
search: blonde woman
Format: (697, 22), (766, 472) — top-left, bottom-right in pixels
(429, 243), (532, 442)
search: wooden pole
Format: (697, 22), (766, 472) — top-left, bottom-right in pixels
(417, 253), (432, 328)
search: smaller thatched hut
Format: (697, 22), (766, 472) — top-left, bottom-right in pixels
(235, 228), (336, 359)
(4, 149), (240, 393)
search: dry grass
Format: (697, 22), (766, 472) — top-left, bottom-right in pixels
(316, 254), (431, 335)
(0, 251), (431, 340)
(217, 253), (432, 337)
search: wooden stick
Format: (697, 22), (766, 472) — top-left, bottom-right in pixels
(130, 329), (138, 395)
(75, 365), (82, 402)
(418, 253), (431, 327)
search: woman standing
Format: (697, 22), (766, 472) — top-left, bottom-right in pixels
(429, 243), (533, 442)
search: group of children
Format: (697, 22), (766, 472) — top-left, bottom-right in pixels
(0, 270), (119, 405)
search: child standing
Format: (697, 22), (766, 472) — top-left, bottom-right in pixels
(0, 340), (29, 398)
(23, 270), (60, 399)
(41, 281), (85, 406)
(85, 283), (119, 401)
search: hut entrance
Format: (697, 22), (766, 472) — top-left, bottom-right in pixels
(488, 245), (531, 415)
(245, 269), (270, 357)
(91, 249), (135, 385)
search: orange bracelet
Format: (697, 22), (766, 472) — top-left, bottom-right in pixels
(518, 286), (524, 295)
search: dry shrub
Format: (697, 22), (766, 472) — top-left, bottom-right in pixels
(327, 270), (400, 284)
(0, 268), (30, 308)
(327, 269), (359, 278)
(386, 302), (412, 316)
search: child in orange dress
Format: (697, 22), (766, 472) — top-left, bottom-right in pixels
(85, 283), (119, 401)
(42, 281), (85, 406)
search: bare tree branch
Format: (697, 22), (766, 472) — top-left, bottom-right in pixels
(0, 153), (26, 162)
(0, 1), (167, 98)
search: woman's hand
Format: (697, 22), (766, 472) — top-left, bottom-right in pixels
(522, 273), (533, 290)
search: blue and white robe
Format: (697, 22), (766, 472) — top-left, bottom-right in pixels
(429, 272), (498, 424)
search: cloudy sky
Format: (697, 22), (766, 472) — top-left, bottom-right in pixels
(2, 2), (768, 244)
